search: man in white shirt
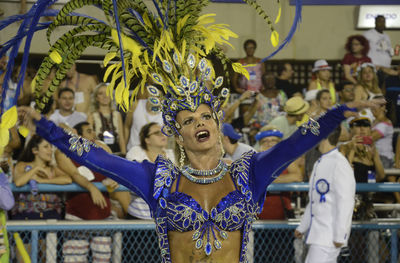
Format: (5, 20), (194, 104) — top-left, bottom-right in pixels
(364, 15), (393, 68)
(221, 123), (254, 161)
(49, 87), (87, 128)
(295, 126), (355, 263)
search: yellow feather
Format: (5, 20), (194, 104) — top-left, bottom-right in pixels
(177, 14), (190, 35)
(0, 106), (17, 129)
(103, 52), (117, 67)
(18, 126), (30, 138)
(49, 50), (62, 64)
(0, 128), (9, 147)
(197, 13), (216, 25)
(142, 12), (153, 30)
(232, 62), (250, 80)
(270, 30), (279, 47)
(103, 63), (119, 82)
(275, 5), (282, 24)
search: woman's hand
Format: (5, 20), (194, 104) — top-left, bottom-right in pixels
(17, 106), (42, 132)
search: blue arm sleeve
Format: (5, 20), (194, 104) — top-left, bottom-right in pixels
(250, 105), (355, 208)
(35, 117), (157, 212)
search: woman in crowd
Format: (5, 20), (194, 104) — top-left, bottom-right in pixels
(354, 63), (382, 101)
(308, 59), (337, 104)
(11, 135), (71, 262)
(308, 89), (333, 118)
(232, 39), (266, 94)
(341, 35), (372, 84)
(125, 122), (175, 219)
(88, 83), (126, 156)
(12, 135), (71, 219)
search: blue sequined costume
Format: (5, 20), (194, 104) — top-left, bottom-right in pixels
(34, 105), (354, 263)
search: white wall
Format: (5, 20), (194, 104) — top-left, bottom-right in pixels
(0, 1), (399, 60)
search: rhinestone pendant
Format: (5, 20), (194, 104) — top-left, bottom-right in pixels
(205, 242), (212, 256)
(195, 239), (203, 249)
(214, 240), (222, 250)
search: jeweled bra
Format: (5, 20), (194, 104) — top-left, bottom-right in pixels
(153, 151), (259, 263)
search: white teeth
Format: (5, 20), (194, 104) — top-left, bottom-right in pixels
(196, 130), (209, 139)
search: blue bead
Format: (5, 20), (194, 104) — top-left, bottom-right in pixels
(183, 218), (190, 228)
(202, 210), (209, 220)
(159, 198), (167, 209)
(191, 211), (197, 222)
(165, 176), (172, 187)
(210, 208), (217, 220)
(195, 239), (203, 249)
(205, 242), (212, 256)
(232, 215), (239, 223)
(173, 213), (182, 221)
(221, 220), (227, 229)
(224, 210), (230, 219)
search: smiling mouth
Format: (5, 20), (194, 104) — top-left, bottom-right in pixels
(195, 130), (210, 142)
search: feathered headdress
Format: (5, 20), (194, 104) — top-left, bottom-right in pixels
(0, 0), (302, 145)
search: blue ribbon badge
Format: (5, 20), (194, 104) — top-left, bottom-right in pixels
(315, 179), (329, 203)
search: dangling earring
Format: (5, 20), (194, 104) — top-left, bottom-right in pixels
(179, 144), (186, 169)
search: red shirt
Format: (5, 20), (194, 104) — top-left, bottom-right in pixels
(341, 53), (372, 79)
(258, 169), (293, 220)
(66, 162), (111, 220)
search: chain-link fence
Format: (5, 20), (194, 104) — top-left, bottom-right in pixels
(6, 220), (400, 263)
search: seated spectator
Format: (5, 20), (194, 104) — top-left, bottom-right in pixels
(341, 35), (372, 84)
(88, 83), (126, 156)
(221, 123), (255, 161)
(340, 114), (385, 220)
(126, 122), (174, 219)
(308, 59), (336, 104)
(340, 114), (385, 182)
(269, 96), (309, 139)
(0, 170), (14, 262)
(232, 39), (265, 94)
(354, 63), (382, 101)
(256, 125), (302, 220)
(124, 89), (163, 152)
(308, 89), (333, 118)
(337, 81), (356, 105)
(49, 87), (87, 128)
(246, 72), (287, 128)
(223, 90), (253, 126)
(55, 122), (123, 263)
(275, 62), (303, 98)
(11, 135), (71, 261)
(11, 135), (71, 219)
(371, 96), (394, 169)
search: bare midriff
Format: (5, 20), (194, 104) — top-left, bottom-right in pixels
(168, 230), (242, 263)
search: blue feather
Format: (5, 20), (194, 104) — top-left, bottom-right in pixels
(128, 9), (145, 26)
(261, 0), (302, 62)
(151, 0), (165, 22)
(112, 0), (127, 90)
(0, 8), (57, 31)
(163, 0), (171, 29)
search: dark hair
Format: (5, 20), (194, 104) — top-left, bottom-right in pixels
(243, 39), (257, 50)
(375, 15), (385, 21)
(18, 135), (46, 162)
(41, 96), (54, 115)
(139, 122), (158, 150)
(276, 63), (288, 76)
(337, 81), (354, 92)
(344, 35), (370, 56)
(327, 126), (341, 146)
(58, 87), (75, 98)
(228, 137), (239, 145)
(73, 121), (90, 136)
(316, 89), (330, 102)
(261, 72), (275, 87)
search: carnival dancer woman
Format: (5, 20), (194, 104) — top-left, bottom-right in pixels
(2, 0), (383, 262)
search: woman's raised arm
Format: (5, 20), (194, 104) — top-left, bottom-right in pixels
(18, 106), (157, 211)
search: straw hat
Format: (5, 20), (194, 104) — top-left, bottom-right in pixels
(283, 97), (310, 115)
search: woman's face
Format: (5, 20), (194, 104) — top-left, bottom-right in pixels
(351, 39), (363, 54)
(317, 69), (331, 81)
(244, 43), (256, 57)
(145, 124), (168, 148)
(361, 66), (375, 82)
(318, 92), (333, 111)
(259, 136), (280, 152)
(34, 140), (53, 163)
(176, 104), (219, 154)
(96, 85), (111, 107)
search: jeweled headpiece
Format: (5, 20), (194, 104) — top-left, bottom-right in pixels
(0, 0), (302, 147)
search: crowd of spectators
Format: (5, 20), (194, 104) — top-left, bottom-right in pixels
(0, 14), (400, 262)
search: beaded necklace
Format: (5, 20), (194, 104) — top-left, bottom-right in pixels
(180, 161), (229, 184)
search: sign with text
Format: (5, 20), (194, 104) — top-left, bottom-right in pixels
(357, 5), (400, 29)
